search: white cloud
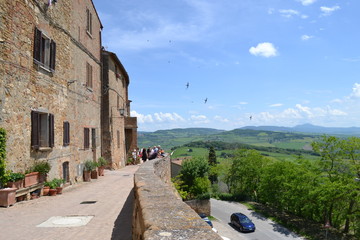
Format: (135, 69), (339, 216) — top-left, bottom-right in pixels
(298, 0), (317, 6)
(214, 115), (229, 123)
(301, 35), (313, 41)
(320, 6), (340, 16)
(249, 42), (278, 58)
(270, 103), (283, 107)
(131, 111), (154, 123)
(279, 9), (300, 18)
(239, 102), (248, 105)
(153, 112), (185, 122)
(190, 115), (209, 124)
(350, 83), (360, 98)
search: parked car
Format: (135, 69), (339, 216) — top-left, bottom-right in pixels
(230, 213), (256, 232)
(199, 213), (218, 233)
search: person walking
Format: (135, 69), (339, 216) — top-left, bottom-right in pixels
(141, 148), (148, 162)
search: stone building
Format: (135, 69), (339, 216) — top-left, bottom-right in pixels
(101, 50), (138, 168)
(0, 0), (103, 183)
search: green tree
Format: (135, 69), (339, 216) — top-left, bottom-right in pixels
(208, 146), (218, 184)
(228, 149), (267, 200)
(179, 157), (209, 198)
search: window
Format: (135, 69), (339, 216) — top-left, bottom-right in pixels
(117, 95), (120, 109)
(63, 121), (70, 146)
(31, 111), (54, 149)
(86, 62), (93, 88)
(117, 130), (120, 148)
(86, 8), (93, 35)
(84, 128), (90, 149)
(33, 27), (56, 71)
(91, 128), (96, 149)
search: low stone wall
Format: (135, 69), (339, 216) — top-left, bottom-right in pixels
(133, 156), (222, 240)
(185, 199), (211, 217)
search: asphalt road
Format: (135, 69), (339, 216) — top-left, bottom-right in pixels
(211, 198), (305, 240)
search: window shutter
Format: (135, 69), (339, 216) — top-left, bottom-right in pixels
(63, 121), (70, 146)
(84, 128), (90, 149)
(49, 114), (54, 148)
(33, 28), (42, 62)
(50, 40), (56, 71)
(31, 111), (40, 149)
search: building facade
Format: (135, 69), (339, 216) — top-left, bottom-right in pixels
(101, 50), (138, 168)
(0, 0), (103, 183)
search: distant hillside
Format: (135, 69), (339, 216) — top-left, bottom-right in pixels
(138, 124), (360, 151)
(137, 128), (225, 149)
(242, 124), (360, 136)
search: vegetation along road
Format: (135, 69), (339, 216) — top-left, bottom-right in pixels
(211, 199), (305, 240)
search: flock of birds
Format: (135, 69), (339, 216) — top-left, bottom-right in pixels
(185, 81), (252, 121)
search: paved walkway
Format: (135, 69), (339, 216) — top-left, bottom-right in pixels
(0, 165), (139, 240)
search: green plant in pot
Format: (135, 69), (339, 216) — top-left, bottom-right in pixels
(32, 161), (51, 183)
(6, 171), (25, 189)
(45, 180), (58, 196)
(83, 160), (94, 182)
(97, 157), (107, 176)
(52, 178), (65, 194)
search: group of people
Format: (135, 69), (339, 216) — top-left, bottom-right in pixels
(132, 146), (165, 163)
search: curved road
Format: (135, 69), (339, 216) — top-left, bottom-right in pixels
(211, 199), (305, 240)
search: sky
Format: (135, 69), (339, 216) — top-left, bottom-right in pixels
(93, 0), (360, 132)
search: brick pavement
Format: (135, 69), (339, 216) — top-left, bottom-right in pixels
(0, 165), (139, 240)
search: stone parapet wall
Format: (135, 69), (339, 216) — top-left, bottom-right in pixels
(133, 156), (222, 240)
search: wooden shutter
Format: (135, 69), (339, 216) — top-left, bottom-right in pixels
(84, 128), (90, 149)
(33, 28), (42, 62)
(31, 111), (40, 149)
(50, 40), (56, 71)
(63, 121), (70, 146)
(49, 114), (54, 148)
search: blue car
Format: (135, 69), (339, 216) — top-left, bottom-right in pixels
(230, 213), (256, 232)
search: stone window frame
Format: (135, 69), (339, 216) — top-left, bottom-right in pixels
(86, 62), (93, 89)
(31, 110), (54, 150)
(86, 8), (93, 36)
(33, 27), (56, 72)
(63, 121), (70, 146)
(84, 128), (90, 150)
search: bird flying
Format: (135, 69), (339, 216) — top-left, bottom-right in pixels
(186, 82), (189, 89)
(204, 98), (208, 104)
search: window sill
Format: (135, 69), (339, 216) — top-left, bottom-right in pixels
(86, 31), (93, 38)
(38, 147), (52, 152)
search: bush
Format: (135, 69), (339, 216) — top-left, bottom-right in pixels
(7, 171), (25, 182)
(0, 128), (7, 187)
(97, 157), (107, 167)
(84, 160), (96, 171)
(32, 161), (51, 175)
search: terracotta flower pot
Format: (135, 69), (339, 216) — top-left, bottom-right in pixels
(48, 189), (57, 196)
(7, 180), (23, 189)
(91, 170), (98, 179)
(98, 166), (105, 176)
(43, 186), (50, 196)
(83, 170), (91, 182)
(0, 188), (17, 207)
(56, 187), (63, 194)
(24, 172), (39, 187)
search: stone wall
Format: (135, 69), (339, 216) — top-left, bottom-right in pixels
(133, 156), (223, 240)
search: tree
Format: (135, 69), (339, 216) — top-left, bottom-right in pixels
(179, 157), (209, 199)
(208, 146), (218, 184)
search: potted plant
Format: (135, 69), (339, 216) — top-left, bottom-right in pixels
(32, 161), (50, 183)
(6, 171), (25, 189)
(52, 178), (65, 194)
(91, 161), (98, 179)
(47, 180), (57, 196)
(0, 128), (16, 207)
(97, 157), (107, 176)
(83, 160), (94, 182)
(43, 181), (51, 196)
(24, 170), (39, 187)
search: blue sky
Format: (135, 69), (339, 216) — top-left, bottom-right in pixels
(93, 0), (360, 132)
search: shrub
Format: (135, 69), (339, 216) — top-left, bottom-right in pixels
(32, 161), (51, 175)
(7, 171), (25, 182)
(0, 128), (7, 187)
(97, 157), (107, 167)
(84, 160), (96, 171)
